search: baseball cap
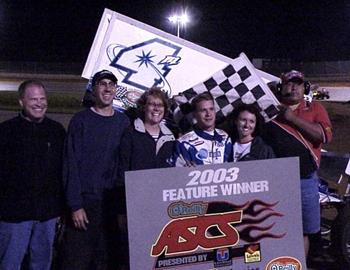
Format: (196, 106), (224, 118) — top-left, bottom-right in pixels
(281, 70), (304, 84)
(91, 70), (118, 86)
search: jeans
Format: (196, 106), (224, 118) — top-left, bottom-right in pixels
(0, 218), (57, 270)
(301, 172), (320, 234)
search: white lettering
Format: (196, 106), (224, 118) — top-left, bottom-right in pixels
(162, 185), (219, 202)
(220, 180), (269, 196)
(186, 167), (240, 186)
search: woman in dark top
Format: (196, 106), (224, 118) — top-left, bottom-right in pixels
(119, 87), (175, 173)
(206, 104), (275, 238)
(117, 87), (176, 270)
(231, 103), (275, 162)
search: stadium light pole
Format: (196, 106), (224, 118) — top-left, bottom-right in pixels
(168, 13), (189, 37)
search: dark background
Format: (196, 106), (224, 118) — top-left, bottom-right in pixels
(1, 0), (349, 63)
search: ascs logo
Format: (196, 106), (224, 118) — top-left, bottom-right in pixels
(151, 211), (241, 257)
(107, 38), (182, 95)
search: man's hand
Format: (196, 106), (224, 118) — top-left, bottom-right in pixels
(72, 208), (89, 230)
(278, 105), (296, 122)
(277, 105), (324, 143)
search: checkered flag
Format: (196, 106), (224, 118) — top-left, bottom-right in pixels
(172, 53), (280, 124)
(115, 85), (128, 99)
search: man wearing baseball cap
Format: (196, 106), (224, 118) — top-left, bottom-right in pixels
(82, 70), (119, 107)
(262, 70), (332, 259)
(60, 70), (130, 269)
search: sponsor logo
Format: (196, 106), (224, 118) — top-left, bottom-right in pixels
(195, 148), (209, 160)
(209, 149), (222, 159)
(214, 248), (232, 268)
(244, 244), (261, 263)
(167, 201), (208, 218)
(216, 248), (230, 261)
(266, 256), (302, 270)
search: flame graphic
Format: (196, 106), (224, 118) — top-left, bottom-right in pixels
(207, 199), (285, 243)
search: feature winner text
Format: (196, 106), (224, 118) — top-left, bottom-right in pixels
(163, 167), (269, 202)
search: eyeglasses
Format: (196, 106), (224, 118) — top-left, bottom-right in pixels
(146, 102), (164, 108)
(97, 81), (117, 88)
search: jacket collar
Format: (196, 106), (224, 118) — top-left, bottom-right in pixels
(194, 128), (223, 142)
(134, 118), (173, 136)
(134, 118), (175, 154)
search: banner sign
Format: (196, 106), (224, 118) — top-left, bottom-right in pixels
(125, 157), (306, 270)
(83, 9), (278, 111)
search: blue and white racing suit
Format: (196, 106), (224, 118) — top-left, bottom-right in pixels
(174, 128), (232, 166)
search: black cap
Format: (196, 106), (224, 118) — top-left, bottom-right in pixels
(91, 70), (118, 86)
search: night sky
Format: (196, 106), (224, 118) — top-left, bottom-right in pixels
(1, 0), (350, 63)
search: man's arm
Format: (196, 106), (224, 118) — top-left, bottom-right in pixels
(115, 129), (132, 217)
(279, 105), (331, 144)
(63, 117), (88, 230)
(116, 129), (132, 187)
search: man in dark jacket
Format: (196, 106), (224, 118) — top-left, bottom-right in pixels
(0, 80), (66, 270)
(60, 70), (129, 269)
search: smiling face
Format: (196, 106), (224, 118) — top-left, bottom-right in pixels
(93, 78), (117, 108)
(19, 85), (47, 122)
(193, 100), (216, 132)
(144, 95), (165, 125)
(235, 110), (257, 142)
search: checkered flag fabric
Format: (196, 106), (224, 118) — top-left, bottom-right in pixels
(115, 85), (128, 99)
(172, 53), (280, 124)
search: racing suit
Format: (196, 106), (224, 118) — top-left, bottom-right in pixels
(174, 128), (232, 166)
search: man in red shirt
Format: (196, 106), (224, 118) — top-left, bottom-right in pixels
(262, 70), (332, 258)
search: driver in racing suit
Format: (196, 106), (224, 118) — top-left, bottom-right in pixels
(174, 92), (232, 166)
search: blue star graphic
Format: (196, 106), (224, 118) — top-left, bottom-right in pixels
(135, 50), (155, 68)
